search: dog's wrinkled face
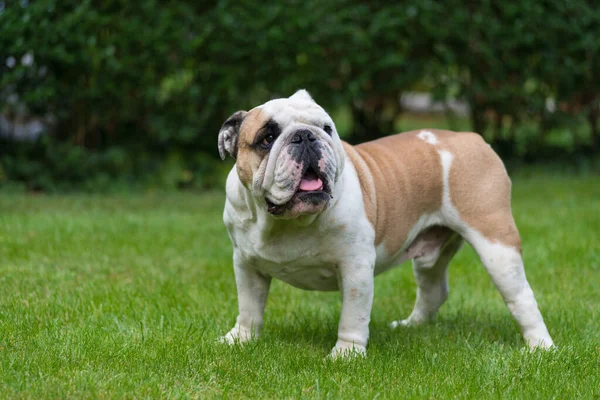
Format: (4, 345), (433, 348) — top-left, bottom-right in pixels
(218, 90), (345, 218)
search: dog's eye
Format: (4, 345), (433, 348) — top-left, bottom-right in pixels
(261, 134), (275, 148)
(323, 125), (332, 135)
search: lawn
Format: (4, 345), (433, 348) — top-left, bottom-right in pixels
(1, 175), (599, 399)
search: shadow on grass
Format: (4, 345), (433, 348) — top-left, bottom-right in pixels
(264, 315), (338, 352)
(258, 310), (526, 353)
(371, 312), (525, 350)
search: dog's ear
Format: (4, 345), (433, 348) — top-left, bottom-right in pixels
(289, 89), (315, 103)
(218, 110), (247, 160)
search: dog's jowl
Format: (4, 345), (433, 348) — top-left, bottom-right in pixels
(217, 89), (553, 357)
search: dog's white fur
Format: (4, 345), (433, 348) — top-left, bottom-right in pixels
(219, 90), (553, 357)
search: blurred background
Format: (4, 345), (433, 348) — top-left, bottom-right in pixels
(1, 0), (599, 192)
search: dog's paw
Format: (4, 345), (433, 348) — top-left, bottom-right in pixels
(217, 328), (254, 345)
(389, 314), (427, 329)
(525, 335), (555, 351)
(389, 319), (411, 329)
(328, 341), (367, 359)
(217, 332), (238, 345)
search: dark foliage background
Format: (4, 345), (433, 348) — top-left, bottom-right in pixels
(1, 0), (599, 191)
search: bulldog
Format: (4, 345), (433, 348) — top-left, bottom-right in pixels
(217, 90), (553, 357)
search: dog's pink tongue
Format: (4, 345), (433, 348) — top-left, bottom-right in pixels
(299, 170), (323, 191)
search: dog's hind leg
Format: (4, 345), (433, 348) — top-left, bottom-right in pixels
(462, 214), (554, 349)
(390, 227), (463, 328)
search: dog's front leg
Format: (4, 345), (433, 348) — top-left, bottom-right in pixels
(330, 259), (374, 358)
(220, 252), (271, 344)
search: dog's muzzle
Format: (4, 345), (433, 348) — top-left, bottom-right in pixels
(265, 129), (335, 216)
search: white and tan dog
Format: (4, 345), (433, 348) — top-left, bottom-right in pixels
(217, 90), (553, 357)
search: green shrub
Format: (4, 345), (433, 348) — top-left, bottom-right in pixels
(0, 1), (598, 191)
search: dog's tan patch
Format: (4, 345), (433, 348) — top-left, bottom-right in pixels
(443, 132), (522, 251)
(236, 108), (270, 187)
(343, 132), (443, 253)
(345, 129), (520, 254)
(343, 142), (377, 230)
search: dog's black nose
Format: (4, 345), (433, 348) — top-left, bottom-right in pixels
(291, 129), (316, 144)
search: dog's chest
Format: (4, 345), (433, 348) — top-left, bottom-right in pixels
(235, 229), (341, 291)
(254, 257), (339, 291)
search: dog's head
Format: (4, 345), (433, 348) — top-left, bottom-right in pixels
(218, 90), (345, 218)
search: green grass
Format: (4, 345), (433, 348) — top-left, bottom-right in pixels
(1, 175), (599, 399)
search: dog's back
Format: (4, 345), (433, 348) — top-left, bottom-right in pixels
(343, 129), (518, 255)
